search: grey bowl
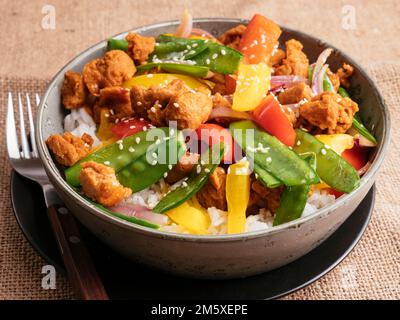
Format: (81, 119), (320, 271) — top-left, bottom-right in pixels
(36, 18), (390, 279)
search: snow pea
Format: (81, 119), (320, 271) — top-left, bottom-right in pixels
(117, 131), (186, 192)
(273, 153), (316, 226)
(136, 62), (209, 77)
(152, 35), (243, 75)
(153, 143), (224, 214)
(293, 129), (360, 193)
(107, 38), (129, 51)
(65, 128), (180, 187)
(338, 87), (377, 145)
(230, 121), (319, 186)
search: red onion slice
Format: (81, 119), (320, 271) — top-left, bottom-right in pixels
(208, 106), (252, 121)
(191, 28), (216, 40)
(175, 9), (193, 38)
(108, 203), (168, 225)
(311, 48), (333, 95)
(271, 75), (308, 88)
(317, 64), (329, 95)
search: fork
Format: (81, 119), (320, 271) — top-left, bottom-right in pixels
(6, 92), (109, 300)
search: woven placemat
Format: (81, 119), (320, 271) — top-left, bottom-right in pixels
(0, 64), (399, 300)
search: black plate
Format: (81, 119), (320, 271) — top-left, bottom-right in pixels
(11, 170), (375, 300)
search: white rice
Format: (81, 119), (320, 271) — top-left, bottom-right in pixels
(63, 108), (101, 146)
(125, 185), (336, 234)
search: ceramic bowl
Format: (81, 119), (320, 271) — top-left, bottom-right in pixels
(36, 18), (390, 279)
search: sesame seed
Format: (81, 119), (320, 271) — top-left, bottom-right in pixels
(168, 164), (173, 170)
(128, 147), (135, 153)
(130, 125), (136, 129)
(221, 49), (226, 55)
(204, 168), (210, 173)
(135, 137), (141, 144)
(143, 126), (147, 131)
(104, 113), (110, 118)
(296, 140), (301, 146)
(119, 144), (124, 150)
(192, 43), (198, 47)
(163, 172), (168, 178)
(196, 165), (202, 174)
(116, 139), (123, 144)
(146, 74), (153, 78)
(104, 161), (110, 165)
(137, 101), (142, 106)
(321, 148), (327, 155)
(249, 54), (255, 59)
(266, 157), (272, 163)
(173, 102), (180, 108)
(212, 53), (218, 59)
(150, 107), (156, 113)
(206, 59), (210, 65)
(109, 109), (114, 115)
(182, 181), (188, 187)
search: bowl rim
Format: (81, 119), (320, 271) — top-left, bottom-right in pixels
(36, 18), (391, 242)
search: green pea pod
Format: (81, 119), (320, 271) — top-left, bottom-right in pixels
(153, 143), (224, 214)
(117, 132), (186, 192)
(152, 35), (243, 75)
(107, 38), (129, 51)
(230, 121), (319, 186)
(65, 128), (176, 187)
(293, 129), (360, 193)
(136, 62), (209, 77)
(338, 87), (377, 145)
(254, 163), (282, 188)
(189, 42), (243, 75)
(273, 152), (317, 226)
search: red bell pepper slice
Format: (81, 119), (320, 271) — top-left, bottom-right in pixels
(239, 14), (282, 64)
(195, 123), (235, 164)
(111, 118), (151, 139)
(252, 94), (296, 147)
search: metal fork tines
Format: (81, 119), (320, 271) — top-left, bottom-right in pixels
(6, 92), (49, 185)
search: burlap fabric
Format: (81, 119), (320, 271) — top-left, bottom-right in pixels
(0, 0), (399, 300)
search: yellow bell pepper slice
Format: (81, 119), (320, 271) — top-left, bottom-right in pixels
(123, 73), (213, 90)
(232, 63), (271, 111)
(315, 134), (354, 155)
(226, 161), (251, 234)
(166, 197), (210, 235)
(314, 134), (355, 189)
(96, 108), (115, 141)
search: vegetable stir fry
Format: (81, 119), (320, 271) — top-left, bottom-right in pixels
(46, 12), (376, 235)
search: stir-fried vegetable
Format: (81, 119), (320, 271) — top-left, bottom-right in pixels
(196, 123), (235, 164)
(136, 62), (209, 77)
(226, 161), (251, 234)
(293, 129), (360, 193)
(166, 197), (210, 234)
(252, 94), (296, 146)
(232, 63), (271, 111)
(230, 121), (319, 186)
(123, 73), (213, 90)
(107, 38), (129, 51)
(152, 35), (243, 75)
(273, 153), (316, 226)
(239, 14), (281, 64)
(111, 118), (151, 139)
(65, 128), (184, 187)
(153, 144), (224, 213)
(117, 130), (186, 192)
(315, 134), (354, 155)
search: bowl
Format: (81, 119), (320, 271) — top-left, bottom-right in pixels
(36, 18), (390, 279)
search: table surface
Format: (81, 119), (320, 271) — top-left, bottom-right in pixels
(0, 0), (399, 300)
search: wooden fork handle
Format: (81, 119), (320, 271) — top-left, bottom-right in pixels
(47, 204), (109, 300)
